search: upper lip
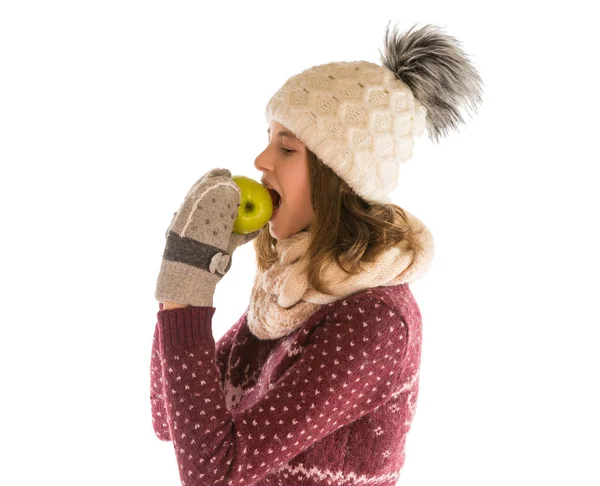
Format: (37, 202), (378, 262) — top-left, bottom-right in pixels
(261, 178), (280, 195)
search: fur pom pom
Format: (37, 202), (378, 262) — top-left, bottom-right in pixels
(379, 21), (484, 143)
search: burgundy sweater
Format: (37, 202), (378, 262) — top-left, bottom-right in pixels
(150, 283), (422, 485)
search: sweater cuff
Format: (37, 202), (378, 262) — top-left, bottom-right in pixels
(157, 306), (216, 348)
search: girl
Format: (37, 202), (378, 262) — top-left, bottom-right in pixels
(151, 22), (483, 485)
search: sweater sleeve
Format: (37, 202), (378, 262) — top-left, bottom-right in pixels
(150, 303), (243, 442)
(150, 320), (172, 442)
(155, 298), (408, 486)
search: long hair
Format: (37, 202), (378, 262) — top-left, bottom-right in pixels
(252, 147), (426, 295)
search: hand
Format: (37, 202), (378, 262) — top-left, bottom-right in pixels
(155, 168), (261, 308)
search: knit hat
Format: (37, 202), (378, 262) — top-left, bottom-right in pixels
(264, 22), (484, 205)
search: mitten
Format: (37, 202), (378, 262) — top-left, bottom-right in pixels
(155, 168), (261, 307)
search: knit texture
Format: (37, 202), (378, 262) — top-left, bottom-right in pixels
(247, 208), (434, 340)
(155, 168), (261, 307)
(265, 60), (427, 206)
(150, 283), (422, 485)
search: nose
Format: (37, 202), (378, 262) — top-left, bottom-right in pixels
(254, 144), (273, 175)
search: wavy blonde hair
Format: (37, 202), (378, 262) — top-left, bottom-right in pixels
(252, 148), (426, 295)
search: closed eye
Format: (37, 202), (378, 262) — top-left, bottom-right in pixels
(281, 147), (295, 155)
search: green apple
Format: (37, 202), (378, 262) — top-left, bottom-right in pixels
(231, 175), (273, 235)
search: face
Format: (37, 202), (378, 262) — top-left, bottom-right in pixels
(254, 121), (315, 241)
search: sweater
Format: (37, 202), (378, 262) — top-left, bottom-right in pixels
(150, 282), (422, 485)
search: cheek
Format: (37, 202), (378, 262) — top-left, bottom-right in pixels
(280, 162), (310, 203)
(285, 182), (310, 208)
(300, 176), (312, 204)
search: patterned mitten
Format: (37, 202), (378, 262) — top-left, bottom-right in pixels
(155, 168), (260, 307)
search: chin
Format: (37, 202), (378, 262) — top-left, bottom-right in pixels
(268, 224), (295, 241)
(268, 210), (312, 241)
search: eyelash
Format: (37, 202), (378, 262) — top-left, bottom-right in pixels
(281, 147), (294, 155)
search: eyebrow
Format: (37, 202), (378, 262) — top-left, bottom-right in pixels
(267, 128), (298, 140)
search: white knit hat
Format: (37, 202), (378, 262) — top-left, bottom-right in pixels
(265, 22), (484, 205)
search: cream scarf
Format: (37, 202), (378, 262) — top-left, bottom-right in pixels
(247, 209), (435, 340)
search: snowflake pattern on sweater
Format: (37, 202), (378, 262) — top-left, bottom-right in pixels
(150, 283), (422, 485)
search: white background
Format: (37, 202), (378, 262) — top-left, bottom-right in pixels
(1, 1), (598, 485)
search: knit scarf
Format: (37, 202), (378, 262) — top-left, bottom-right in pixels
(247, 208), (435, 340)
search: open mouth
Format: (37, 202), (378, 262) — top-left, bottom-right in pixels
(270, 189), (282, 211)
(264, 185), (282, 211)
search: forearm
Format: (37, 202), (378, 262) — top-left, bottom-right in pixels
(161, 301), (189, 310)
